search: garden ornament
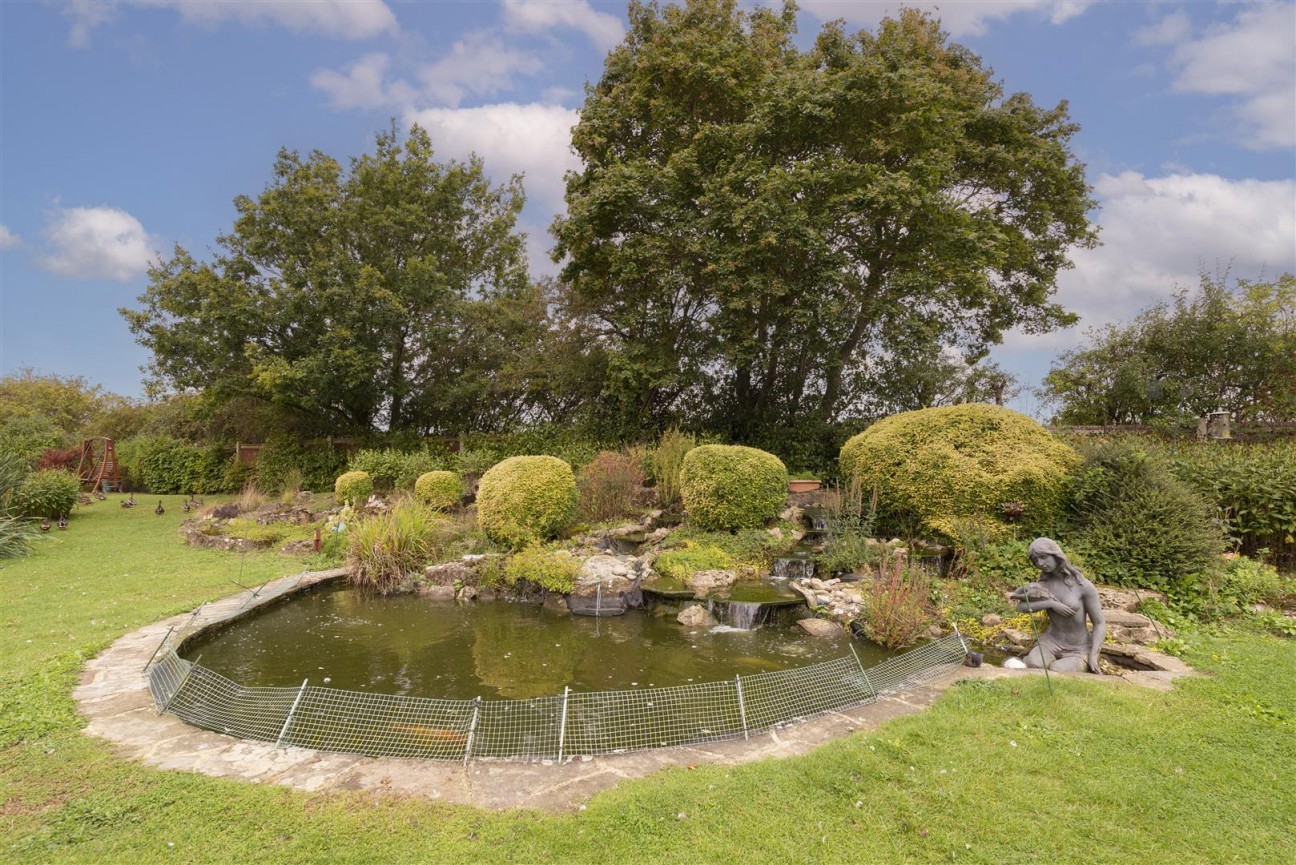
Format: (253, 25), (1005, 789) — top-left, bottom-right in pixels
(1008, 538), (1105, 674)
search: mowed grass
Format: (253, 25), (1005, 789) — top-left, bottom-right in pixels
(2, 499), (1295, 864)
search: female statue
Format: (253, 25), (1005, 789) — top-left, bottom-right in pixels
(1008, 538), (1105, 674)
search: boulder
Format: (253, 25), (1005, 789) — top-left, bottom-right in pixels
(687, 569), (739, 596)
(1097, 585), (1167, 612)
(797, 618), (841, 637)
(543, 594), (570, 613)
(1103, 610), (1168, 645)
(570, 554), (637, 597)
(458, 586), (478, 602)
(1002, 628), (1031, 647)
(981, 613), (1003, 627)
(418, 584), (456, 602)
(677, 604), (715, 627)
(424, 561), (473, 586)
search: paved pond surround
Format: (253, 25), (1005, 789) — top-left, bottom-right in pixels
(73, 568), (1194, 812)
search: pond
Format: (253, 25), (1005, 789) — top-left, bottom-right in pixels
(181, 584), (898, 700)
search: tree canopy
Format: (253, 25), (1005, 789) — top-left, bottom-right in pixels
(1042, 273), (1296, 425)
(124, 124), (541, 436)
(551, 0), (1097, 438)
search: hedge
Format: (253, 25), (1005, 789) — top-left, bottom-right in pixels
(476, 455), (577, 548)
(679, 444), (787, 531)
(414, 471), (462, 511)
(334, 471), (374, 505)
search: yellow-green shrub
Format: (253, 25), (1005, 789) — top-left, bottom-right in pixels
(414, 470), (462, 511)
(476, 455), (577, 548)
(654, 544), (734, 580)
(503, 545), (580, 593)
(839, 404), (1080, 539)
(334, 470), (373, 505)
(679, 444), (787, 531)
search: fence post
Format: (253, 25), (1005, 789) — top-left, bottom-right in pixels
(276, 679), (309, 748)
(141, 626), (176, 673)
(734, 676), (749, 740)
(463, 697), (482, 765)
(557, 686), (571, 762)
(952, 623), (969, 655)
(849, 645), (875, 699)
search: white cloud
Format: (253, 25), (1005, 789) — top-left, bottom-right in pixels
(404, 103), (580, 216)
(1002, 170), (1296, 353)
(0, 225), (22, 250)
(38, 206), (159, 281)
(1159, 2), (1296, 149)
(417, 32), (545, 107)
(797, 1), (1095, 37)
(64, 0), (397, 46)
(311, 53), (416, 110)
(1135, 9), (1192, 46)
(502, 0), (624, 51)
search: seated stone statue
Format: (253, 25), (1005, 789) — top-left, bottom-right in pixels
(1008, 538), (1105, 674)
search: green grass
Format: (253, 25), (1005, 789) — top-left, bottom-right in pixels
(3, 497), (1295, 863)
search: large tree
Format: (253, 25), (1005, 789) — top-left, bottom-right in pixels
(124, 124), (540, 436)
(1042, 273), (1296, 425)
(551, 0), (1097, 437)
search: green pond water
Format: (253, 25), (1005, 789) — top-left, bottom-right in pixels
(182, 584), (897, 700)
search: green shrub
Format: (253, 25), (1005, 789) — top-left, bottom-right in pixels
(476, 455), (577, 548)
(839, 404), (1080, 539)
(1204, 555), (1288, 618)
(577, 450), (645, 522)
(14, 469), (79, 519)
(348, 449), (409, 491)
(0, 414), (64, 467)
(334, 471), (374, 505)
(679, 444), (787, 531)
(454, 448), (501, 481)
(654, 544), (734, 581)
(1069, 438), (1224, 602)
(346, 502), (437, 593)
(0, 454), (37, 557)
(414, 471), (462, 511)
(660, 525), (795, 569)
(116, 436), (231, 494)
(858, 551), (933, 649)
(503, 545), (580, 593)
(254, 436), (346, 494)
(650, 429), (696, 508)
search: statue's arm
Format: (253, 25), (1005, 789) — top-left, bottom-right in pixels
(1084, 587), (1106, 673)
(1013, 598), (1075, 616)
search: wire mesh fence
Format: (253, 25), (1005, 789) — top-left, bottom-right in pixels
(147, 630), (966, 762)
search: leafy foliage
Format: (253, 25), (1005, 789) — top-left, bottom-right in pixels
(679, 444), (787, 531)
(502, 545), (581, 594)
(345, 502), (437, 593)
(1068, 438), (1224, 602)
(552, 3), (1096, 436)
(1043, 273), (1296, 425)
(124, 124), (542, 436)
(253, 436), (347, 495)
(414, 470), (462, 511)
(13, 470), (79, 519)
(476, 455), (577, 548)
(115, 435), (231, 494)
(859, 551), (933, 649)
(840, 404), (1079, 539)
(649, 428), (696, 508)
(653, 544), (734, 581)
(334, 471), (373, 506)
(577, 450), (645, 523)
(347, 448), (443, 491)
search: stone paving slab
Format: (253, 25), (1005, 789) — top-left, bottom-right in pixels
(73, 568), (1193, 813)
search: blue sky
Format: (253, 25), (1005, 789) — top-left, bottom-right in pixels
(2, 0), (1293, 418)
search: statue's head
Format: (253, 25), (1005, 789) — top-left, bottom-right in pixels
(1028, 537), (1081, 583)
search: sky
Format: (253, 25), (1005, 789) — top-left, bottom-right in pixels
(1, 0), (1294, 420)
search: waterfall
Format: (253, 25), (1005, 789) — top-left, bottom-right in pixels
(772, 556), (815, 581)
(707, 600), (765, 630)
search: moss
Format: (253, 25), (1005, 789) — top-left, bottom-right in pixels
(503, 545), (580, 593)
(334, 470), (373, 505)
(839, 405), (1080, 540)
(679, 444), (787, 531)
(414, 470), (462, 511)
(476, 455), (577, 548)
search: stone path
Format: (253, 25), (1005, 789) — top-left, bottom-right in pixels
(73, 570), (1193, 813)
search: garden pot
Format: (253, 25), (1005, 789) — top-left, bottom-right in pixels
(787, 479), (821, 493)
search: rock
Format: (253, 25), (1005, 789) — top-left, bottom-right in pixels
(981, 613), (1002, 627)
(815, 594), (832, 606)
(1104, 609), (1170, 645)
(687, 569), (739, 596)
(789, 582), (818, 605)
(424, 561), (472, 586)
(418, 584), (456, 601)
(1097, 585), (1166, 612)
(1003, 657), (1028, 670)
(807, 578), (827, 591)
(570, 555), (637, 597)
(797, 618), (841, 637)
(927, 624), (945, 638)
(767, 527), (783, 541)
(1002, 628), (1031, 647)
(780, 505), (803, 523)
(458, 586), (478, 602)
(644, 527), (672, 544)
(677, 604), (715, 627)
(543, 594), (569, 613)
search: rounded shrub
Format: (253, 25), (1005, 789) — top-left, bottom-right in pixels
(839, 404), (1080, 539)
(414, 470), (462, 511)
(14, 469), (80, 519)
(679, 445), (787, 531)
(476, 455), (577, 548)
(334, 470), (373, 505)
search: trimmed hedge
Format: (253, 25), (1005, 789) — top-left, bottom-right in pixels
(414, 470), (462, 511)
(839, 405), (1080, 539)
(115, 436), (231, 495)
(679, 444), (787, 531)
(334, 471), (373, 505)
(477, 455), (577, 548)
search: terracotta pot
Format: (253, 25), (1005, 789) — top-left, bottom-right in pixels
(787, 479), (821, 493)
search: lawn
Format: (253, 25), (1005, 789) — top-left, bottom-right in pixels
(2, 498), (1294, 864)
